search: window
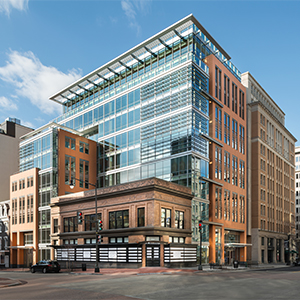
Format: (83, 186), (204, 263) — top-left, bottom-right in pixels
(239, 125), (245, 154)
(169, 237), (185, 243)
(215, 187), (222, 219)
(261, 237), (264, 246)
(63, 216), (78, 232)
(79, 159), (89, 188)
(85, 213), (102, 231)
(232, 156), (238, 186)
(239, 90), (245, 119)
(79, 141), (89, 154)
(215, 107), (222, 140)
(12, 198), (17, 225)
(27, 176), (33, 187)
(161, 208), (171, 227)
(85, 238), (97, 244)
(232, 193), (238, 222)
(24, 233), (33, 245)
(27, 195), (33, 223)
(19, 179), (25, 190)
(175, 211), (184, 229)
(137, 208), (145, 227)
(224, 190), (230, 220)
(53, 219), (58, 233)
(215, 67), (221, 101)
(109, 210), (129, 229)
(215, 146), (222, 180)
(240, 195), (245, 223)
(19, 196), (25, 224)
(224, 75), (230, 107)
(12, 181), (17, 192)
(224, 151), (230, 183)
(65, 136), (75, 150)
(224, 113), (230, 145)
(65, 155), (75, 185)
(232, 83), (237, 113)
(239, 160), (245, 189)
(109, 237), (129, 244)
(63, 239), (77, 245)
(232, 119), (238, 150)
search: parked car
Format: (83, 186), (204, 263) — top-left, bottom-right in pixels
(30, 260), (60, 273)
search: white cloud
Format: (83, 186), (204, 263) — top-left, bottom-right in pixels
(0, 50), (82, 115)
(34, 116), (45, 123)
(22, 120), (34, 129)
(0, 0), (29, 15)
(121, 0), (152, 35)
(0, 96), (18, 110)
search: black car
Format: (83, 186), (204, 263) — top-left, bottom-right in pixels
(30, 260), (61, 273)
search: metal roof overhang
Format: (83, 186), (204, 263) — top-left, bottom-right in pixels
(49, 14), (231, 105)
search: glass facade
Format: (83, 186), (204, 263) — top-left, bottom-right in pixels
(19, 17), (243, 257)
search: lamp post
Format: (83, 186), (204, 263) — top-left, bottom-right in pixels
(198, 220), (202, 270)
(70, 178), (99, 273)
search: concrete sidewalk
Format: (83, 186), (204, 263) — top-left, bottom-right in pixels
(0, 263), (291, 276)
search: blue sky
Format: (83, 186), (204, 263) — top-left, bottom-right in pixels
(0, 0), (299, 144)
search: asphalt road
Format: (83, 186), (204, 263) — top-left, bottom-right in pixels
(1, 267), (300, 300)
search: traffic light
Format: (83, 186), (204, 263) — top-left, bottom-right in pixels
(98, 220), (103, 231)
(97, 234), (102, 244)
(199, 220), (202, 231)
(78, 211), (83, 224)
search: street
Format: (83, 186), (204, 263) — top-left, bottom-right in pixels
(1, 267), (300, 300)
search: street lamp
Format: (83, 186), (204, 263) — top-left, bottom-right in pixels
(70, 178), (100, 273)
(198, 220), (203, 270)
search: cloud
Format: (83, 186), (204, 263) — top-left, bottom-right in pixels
(121, 0), (152, 35)
(0, 50), (82, 115)
(0, 0), (29, 16)
(34, 116), (45, 123)
(22, 120), (34, 129)
(0, 96), (18, 110)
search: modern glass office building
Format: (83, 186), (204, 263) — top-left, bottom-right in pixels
(19, 14), (242, 261)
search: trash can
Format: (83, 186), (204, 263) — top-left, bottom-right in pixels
(82, 263), (86, 271)
(233, 261), (238, 269)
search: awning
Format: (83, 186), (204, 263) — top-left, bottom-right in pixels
(225, 243), (252, 248)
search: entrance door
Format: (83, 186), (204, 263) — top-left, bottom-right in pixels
(146, 245), (160, 267)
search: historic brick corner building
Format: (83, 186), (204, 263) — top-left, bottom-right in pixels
(50, 178), (197, 268)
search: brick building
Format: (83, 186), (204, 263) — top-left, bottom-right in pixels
(51, 178), (197, 268)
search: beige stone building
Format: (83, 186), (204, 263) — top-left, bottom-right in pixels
(242, 72), (296, 264)
(10, 168), (39, 267)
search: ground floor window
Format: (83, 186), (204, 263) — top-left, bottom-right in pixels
(39, 249), (50, 261)
(24, 232), (33, 245)
(84, 238), (96, 244)
(169, 237), (185, 243)
(261, 249), (265, 263)
(109, 237), (128, 243)
(63, 239), (78, 245)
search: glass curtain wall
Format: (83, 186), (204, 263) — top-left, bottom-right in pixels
(19, 128), (58, 261)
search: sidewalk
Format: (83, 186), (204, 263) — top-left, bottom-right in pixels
(0, 263), (292, 276)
